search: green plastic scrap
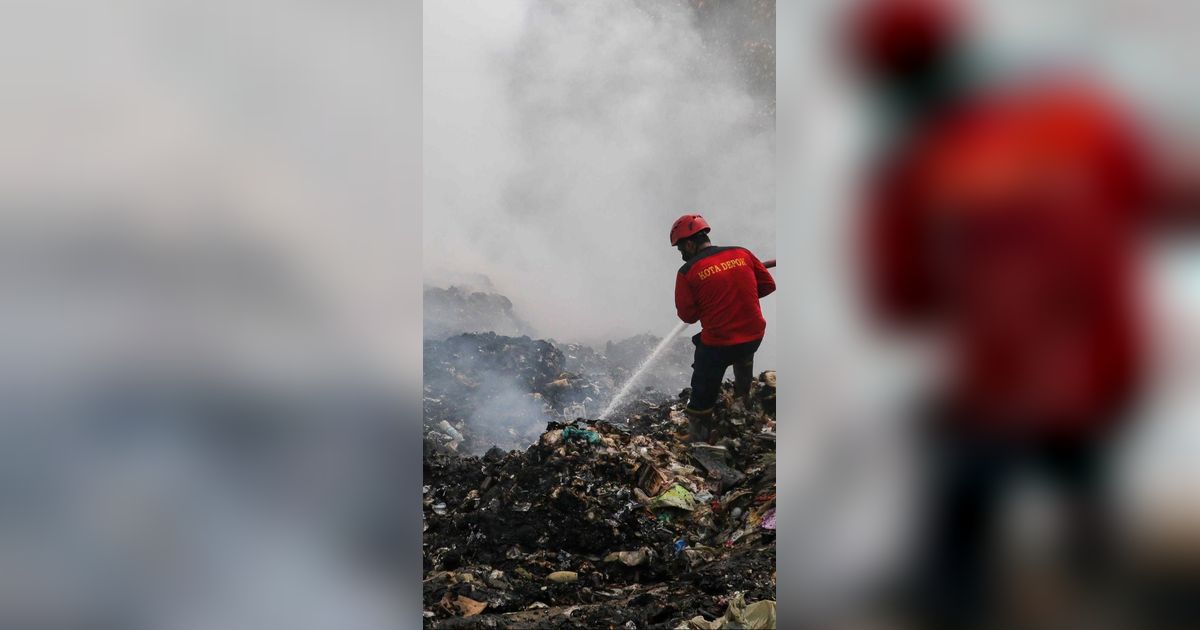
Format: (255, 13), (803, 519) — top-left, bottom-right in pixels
(561, 426), (601, 444)
(650, 484), (696, 512)
(675, 592), (776, 629)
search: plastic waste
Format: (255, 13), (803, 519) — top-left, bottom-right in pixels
(682, 545), (718, 567)
(604, 549), (650, 567)
(438, 420), (464, 442)
(562, 426), (601, 444)
(760, 508), (776, 531)
(650, 484), (697, 512)
(422, 356), (779, 624)
(690, 444), (746, 489)
(675, 592), (776, 629)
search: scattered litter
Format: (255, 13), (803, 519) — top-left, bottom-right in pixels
(691, 444), (747, 490)
(651, 484), (697, 512)
(562, 425), (601, 444)
(438, 420), (465, 442)
(454, 595), (487, 617)
(422, 330), (777, 627)
(604, 548), (651, 567)
(547, 571), (579, 583)
(760, 508), (776, 531)
(676, 592), (776, 629)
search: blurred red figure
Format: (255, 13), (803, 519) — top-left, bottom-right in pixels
(865, 75), (1151, 435)
(844, 0), (1192, 626)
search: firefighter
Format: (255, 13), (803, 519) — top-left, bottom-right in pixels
(670, 214), (775, 443)
(843, 0), (1199, 626)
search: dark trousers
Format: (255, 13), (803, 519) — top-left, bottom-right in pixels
(916, 410), (1117, 628)
(686, 334), (761, 414)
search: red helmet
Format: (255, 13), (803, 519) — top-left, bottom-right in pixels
(670, 214), (711, 246)
(844, 0), (962, 79)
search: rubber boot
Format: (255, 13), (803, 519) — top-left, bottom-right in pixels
(686, 409), (714, 443)
(707, 421), (723, 443)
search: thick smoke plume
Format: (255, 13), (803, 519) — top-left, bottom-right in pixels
(425, 0), (776, 359)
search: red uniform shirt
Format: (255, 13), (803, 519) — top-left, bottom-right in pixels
(863, 80), (1153, 434)
(675, 246), (776, 346)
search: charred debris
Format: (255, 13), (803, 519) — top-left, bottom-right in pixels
(424, 323), (777, 628)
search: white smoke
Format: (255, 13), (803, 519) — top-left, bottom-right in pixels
(425, 0), (777, 366)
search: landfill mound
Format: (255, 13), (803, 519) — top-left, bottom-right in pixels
(424, 333), (609, 455)
(423, 372), (778, 629)
(424, 332), (698, 455)
(425, 285), (538, 341)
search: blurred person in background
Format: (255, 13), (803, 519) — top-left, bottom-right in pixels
(843, 0), (1200, 627)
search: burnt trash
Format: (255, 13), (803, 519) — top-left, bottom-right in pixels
(423, 285), (537, 341)
(690, 444), (747, 492)
(424, 373), (777, 628)
(421, 293), (775, 628)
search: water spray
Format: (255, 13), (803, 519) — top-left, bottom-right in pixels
(599, 320), (690, 419)
(598, 259), (774, 419)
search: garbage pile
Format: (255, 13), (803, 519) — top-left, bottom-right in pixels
(557, 342), (614, 387)
(424, 330), (700, 456)
(423, 373), (778, 628)
(424, 333), (608, 455)
(425, 285), (537, 341)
